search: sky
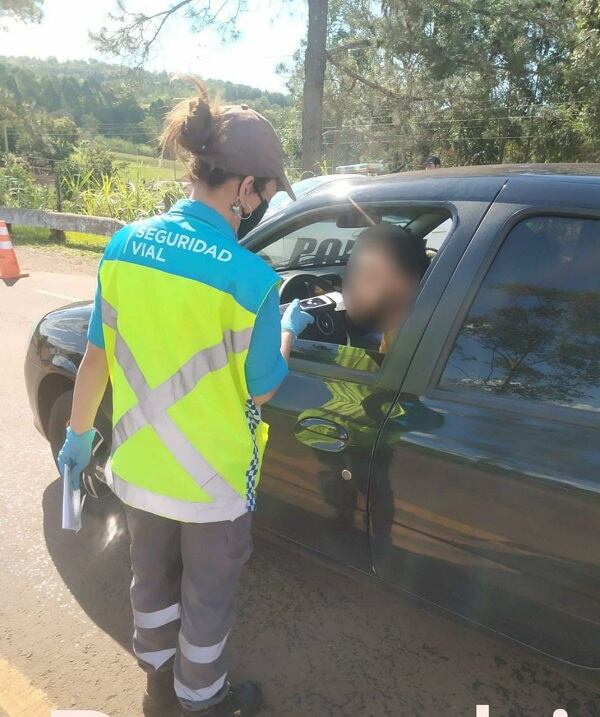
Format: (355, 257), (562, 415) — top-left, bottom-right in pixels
(1, 0), (306, 92)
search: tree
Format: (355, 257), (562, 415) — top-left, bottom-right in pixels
(0, 56), (292, 158)
(91, 0), (332, 173)
(286, 0), (600, 169)
(0, 0), (43, 23)
(450, 285), (600, 406)
(16, 113), (80, 163)
(90, 1), (246, 65)
(302, 0), (328, 172)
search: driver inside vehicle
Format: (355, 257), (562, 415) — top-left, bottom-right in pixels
(343, 223), (430, 353)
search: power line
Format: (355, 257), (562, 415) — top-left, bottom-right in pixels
(322, 113), (586, 130)
(18, 106), (591, 138)
(321, 134), (543, 145)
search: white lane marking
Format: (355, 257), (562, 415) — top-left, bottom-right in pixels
(35, 289), (83, 302)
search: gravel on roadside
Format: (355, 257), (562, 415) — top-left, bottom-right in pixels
(16, 246), (100, 277)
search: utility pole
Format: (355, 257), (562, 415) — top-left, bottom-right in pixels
(301, 0), (329, 175)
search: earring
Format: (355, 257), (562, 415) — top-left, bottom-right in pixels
(230, 197), (243, 218)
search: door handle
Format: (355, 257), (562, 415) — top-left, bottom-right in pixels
(294, 417), (349, 452)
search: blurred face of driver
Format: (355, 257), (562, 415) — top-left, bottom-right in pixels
(344, 243), (419, 331)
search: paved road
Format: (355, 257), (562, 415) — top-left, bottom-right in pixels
(0, 246), (598, 717)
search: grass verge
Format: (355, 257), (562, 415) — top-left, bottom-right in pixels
(113, 152), (184, 182)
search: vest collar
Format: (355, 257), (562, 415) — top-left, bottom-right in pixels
(168, 199), (237, 242)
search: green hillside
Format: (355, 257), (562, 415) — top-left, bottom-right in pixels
(0, 56), (292, 159)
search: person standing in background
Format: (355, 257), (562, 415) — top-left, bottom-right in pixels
(424, 155), (442, 169)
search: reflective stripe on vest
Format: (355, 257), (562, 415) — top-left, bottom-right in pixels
(102, 298), (250, 505)
(108, 472), (247, 522)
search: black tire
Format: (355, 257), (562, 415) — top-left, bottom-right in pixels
(48, 389), (74, 465)
(48, 389), (115, 513)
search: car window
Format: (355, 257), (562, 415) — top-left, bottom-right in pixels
(259, 212), (419, 271)
(423, 217), (452, 250)
(439, 216), (600, 413)
(259, 206), (452, 373)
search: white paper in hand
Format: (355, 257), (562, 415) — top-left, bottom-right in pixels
(62, 464), (85, 532)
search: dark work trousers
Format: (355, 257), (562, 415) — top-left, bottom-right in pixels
(124, 505), (253, 712)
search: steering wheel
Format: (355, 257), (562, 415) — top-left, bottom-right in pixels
(279, 273), (349, 345)
(279, 272), (337, 304)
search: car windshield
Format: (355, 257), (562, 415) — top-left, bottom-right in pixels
(263, 175), (356, 221)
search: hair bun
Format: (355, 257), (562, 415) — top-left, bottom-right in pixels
(159, 78), (221, 165)
(180, 96), (214, 153)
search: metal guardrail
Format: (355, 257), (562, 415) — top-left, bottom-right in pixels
(0, 207), (125, 236)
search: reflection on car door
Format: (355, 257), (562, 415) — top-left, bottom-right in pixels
(370, 202), (600, 666)
(259, 341), (397, 571)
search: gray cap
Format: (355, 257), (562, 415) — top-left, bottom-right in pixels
(203, 104), (295, 199)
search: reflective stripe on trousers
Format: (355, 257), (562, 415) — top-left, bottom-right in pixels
(102, 298), (251, 507)
(125, 506), (253, 709)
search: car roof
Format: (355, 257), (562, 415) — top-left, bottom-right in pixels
(249, 163), (600, 239)
(308, 174), (370, 193)
(380, 162), (600, 179)
(298, 163), (600, 205)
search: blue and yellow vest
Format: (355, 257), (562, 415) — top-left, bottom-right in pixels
(101, 200), (279, 523)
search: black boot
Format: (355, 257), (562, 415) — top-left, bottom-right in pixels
(180, 681), (263, 716)
(143, 668), (178, 716)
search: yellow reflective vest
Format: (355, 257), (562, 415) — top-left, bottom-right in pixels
(98, 200), (280, 523)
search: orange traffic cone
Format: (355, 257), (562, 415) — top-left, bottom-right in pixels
(0, 220), (28, 285)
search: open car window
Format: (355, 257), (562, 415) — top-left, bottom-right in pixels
(261, 204), (453, 372)
(258, 210), (443, 272)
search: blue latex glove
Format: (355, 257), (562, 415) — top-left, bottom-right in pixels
(57, 426), (96, 490)
(281, 298), (315, 338)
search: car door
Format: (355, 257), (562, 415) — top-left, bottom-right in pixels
(253, 194), (495, 571)
(370, 176), (600, 666)
(257, 208), (399, 571)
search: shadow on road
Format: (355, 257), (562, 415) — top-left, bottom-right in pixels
(42, 479), (132, 652)
(42, 479), (600, 717)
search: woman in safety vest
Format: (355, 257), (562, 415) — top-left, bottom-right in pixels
(57, 80), (313, 717)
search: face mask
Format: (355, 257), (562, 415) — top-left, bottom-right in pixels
(237, 199), (268, 240)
